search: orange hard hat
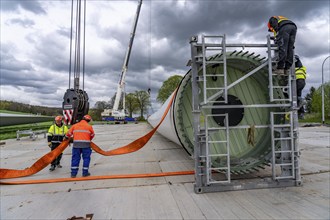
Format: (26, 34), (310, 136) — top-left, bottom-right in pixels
(83, 115), (92, 121)
(267, 22), (274, 32)
(55, 116), (63, 122)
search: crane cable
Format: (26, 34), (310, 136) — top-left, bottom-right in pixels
(69, 0), (86, 91)
(68, 0), (73, 89)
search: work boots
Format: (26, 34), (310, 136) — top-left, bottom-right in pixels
(83, 172), (91, 177)
(273, 69), (290, 76)
(273, 69), (285, 76)
(49, 164), (56, 171)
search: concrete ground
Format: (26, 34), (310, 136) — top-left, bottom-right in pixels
(0, 123), (329, 220)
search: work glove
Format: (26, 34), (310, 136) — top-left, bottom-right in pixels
(48, 142), (52, 148)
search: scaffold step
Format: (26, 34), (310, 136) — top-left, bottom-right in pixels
(273, 124), (291, 128)
(274, 150), (293, 153)
(205, 61), (224, 64)
(208, 153), (228, 157)
(209, 167), (229, 170)
(272, 86), (290, 89)
(208, 180), (231, 184)
(208, 140), (227, 144)
(206, 87), (226, 90)
(207, 127), (227, 130)
(275, 163), (293, 166)
(204, 74), (225, 77)
(274, 137), (293, 141)
(275, 175), (294, 180)
(272, 98), (291, 101)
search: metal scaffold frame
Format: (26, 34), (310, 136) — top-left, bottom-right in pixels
(189, 34), (302, 193)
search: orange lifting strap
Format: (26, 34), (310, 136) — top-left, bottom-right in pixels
(0, 171), (195, 185)
(0, 90), (177, 180)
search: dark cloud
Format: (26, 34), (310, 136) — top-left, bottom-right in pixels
(1, 44), (61, 96)
(0, 0), (46, 14)
(56, 27), (71, 39)
(25, 32), (70, 72)
(0, 52), (33, 72)
(6, 18), (35, 27)
(149, 1), (267, 42)
(148, 0), (328, 44)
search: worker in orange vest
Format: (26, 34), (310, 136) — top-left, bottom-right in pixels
(268, 16), (297, 75)
(65, 115), (95, 178)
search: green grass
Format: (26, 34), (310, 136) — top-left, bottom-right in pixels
(299, 113), (330, 124)
(0, 110), (31, 115)
(0, 121), (53, 140)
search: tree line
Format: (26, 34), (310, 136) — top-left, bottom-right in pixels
(0, 100), (62, 116)
(304, 82), (330, 117)
(93, 90), (151, 121)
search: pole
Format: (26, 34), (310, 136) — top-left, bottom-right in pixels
(321, 56), (330, 125)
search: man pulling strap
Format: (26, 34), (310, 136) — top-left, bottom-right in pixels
(65, 115), (95, 178)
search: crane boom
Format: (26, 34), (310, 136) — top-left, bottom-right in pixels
(113, 0), (143, 115)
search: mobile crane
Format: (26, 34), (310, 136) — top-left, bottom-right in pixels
(62, 0), (89, 125)
(101, 0), (143, 123)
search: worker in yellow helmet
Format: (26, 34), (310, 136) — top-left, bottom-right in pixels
(268, 16), (297, 75)
(47, 116), (69, 171)
(295, 55), (307, 119)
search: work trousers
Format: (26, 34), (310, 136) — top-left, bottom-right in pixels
(281, 78), (306, 114)
(297, 79), (306, 114)
(276, 24), (297, 70)
(51, 143), (63, 166)
(71, 147), (92, 176)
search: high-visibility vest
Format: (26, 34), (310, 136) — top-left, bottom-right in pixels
(48, 124), (68, 143)
(273, 16), (289, 23)
(295, 66), (307, 80)
(66, 120), (95, 143)
(270, 16), (290, 36)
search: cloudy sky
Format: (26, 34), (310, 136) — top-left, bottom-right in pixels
(1, 0), (329, 113)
